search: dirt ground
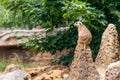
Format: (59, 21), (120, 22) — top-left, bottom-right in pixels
(0, 46), (69, 80)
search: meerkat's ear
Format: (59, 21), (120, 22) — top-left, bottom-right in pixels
(79, 22), (82, 25)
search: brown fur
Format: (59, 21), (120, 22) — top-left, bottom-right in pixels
(74, 21), (92, 51)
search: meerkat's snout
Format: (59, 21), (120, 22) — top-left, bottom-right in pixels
(73, 22), (77, 27)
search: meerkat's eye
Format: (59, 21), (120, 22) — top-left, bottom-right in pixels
(76, 22), (79, 24)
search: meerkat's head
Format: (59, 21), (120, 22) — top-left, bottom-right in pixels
(74, 21), (83, 27)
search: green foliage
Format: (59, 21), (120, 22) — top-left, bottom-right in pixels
(2, 0), (119, 64)
(1, 0), (66, 28)
(20, 27), (77, 54)
(19, 0), (108, 63)
(0, 1), (13, 27)
(39, 0), (66, 28)
(0, 59), (7, 72)
(0, 0), (44, 28)
(102, 1), (119, 24)
(19, 35), (40, 51)
(90, 29), (103, 61)
(84, 0), (120, 60)
(85, 0), (120, 32)
(1, 0), (107, 30)
(62, 1), (107, 30)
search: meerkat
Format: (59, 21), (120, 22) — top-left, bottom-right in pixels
(74, 21), (92, 52)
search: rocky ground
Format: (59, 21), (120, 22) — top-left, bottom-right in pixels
(25, 65), (69, 80)
(0, 46), (69, 80)
(0, 64), (69, 80)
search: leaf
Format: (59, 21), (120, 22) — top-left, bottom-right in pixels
(63, 13), (70, 18)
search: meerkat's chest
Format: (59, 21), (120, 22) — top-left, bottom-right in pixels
(78, 30), (90, 36)
(78, 29), (92, 40)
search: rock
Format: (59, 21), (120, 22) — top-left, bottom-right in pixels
(63, 73), (69, 80)
(0, 30), (46, 46)
(25, 66), (51, 77)
(95, 24), (120, 68)
(55, 49), (71, 57)
(3, 64), (21, 73)
(33, 70), (63, 80)
(67, 44), (99, 80)
(95, 24), (120, 79)
(0, 27), (68, 46)
(31, 65), (69, 80)
(0, 70), (30, 80)
(104, 61), (120, 80)
(33, 52), (52, 66)
(0, 64), (31, 80)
